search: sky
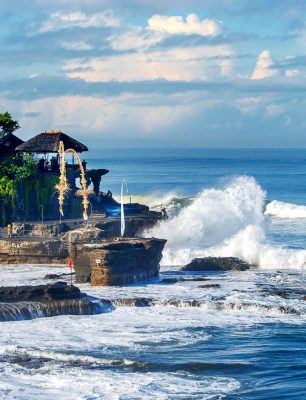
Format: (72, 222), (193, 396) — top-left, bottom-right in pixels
(0, 0), (306, 148)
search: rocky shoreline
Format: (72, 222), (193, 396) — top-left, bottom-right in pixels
(0, 282), (113, 322)
(1, 263), (305, 322)
(0, 226), (166, 286)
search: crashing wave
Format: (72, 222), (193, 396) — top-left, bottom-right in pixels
(145, 176), (306, 270)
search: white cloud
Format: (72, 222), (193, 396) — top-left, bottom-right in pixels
(61, 41), (93, 51)
(64, 44), (233, 82)
(265, 103), (286, 119)
(251, 50), (279, 80)
(39, 10), (120, 32)
(59, 14), (234, 82)
(10, 93), (202, 142)
(285, 69), (299, 78)
(109, 12), (222, 52)
(148, 13), (222, 36)
(65, 13), (231, 82)
(109, 26), (162, 51)
(235, 97), (263, 115)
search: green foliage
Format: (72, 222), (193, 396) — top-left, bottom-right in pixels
(0, 112), (20, 138)
(18, 175), (58, 220)
(0, 176), (15, 200)
(36, 175), (58, 209)
(0, 153), (36, 182)
(0, 176), (15, 226)
(0, 152), (39, 225)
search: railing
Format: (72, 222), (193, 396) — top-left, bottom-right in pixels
(0, 226), (33, 238)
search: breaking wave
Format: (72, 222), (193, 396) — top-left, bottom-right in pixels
(145, 176), (306, 270)
(265, 200), (306, 219)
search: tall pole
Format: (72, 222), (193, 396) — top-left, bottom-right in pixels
(40, 205), (44, 225)
(120, 180), (128, 237)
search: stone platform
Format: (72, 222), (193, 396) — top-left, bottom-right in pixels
(73, 238), (166, 286)
(0, 237), (67, 264)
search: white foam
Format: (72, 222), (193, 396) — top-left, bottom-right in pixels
(265, 200), (306, 219)
(146, 176), (306, 269)
(114, 191), (192, 218)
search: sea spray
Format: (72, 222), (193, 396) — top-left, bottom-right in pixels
(265, 200), (306, 219)
(145, 176), (306, 269)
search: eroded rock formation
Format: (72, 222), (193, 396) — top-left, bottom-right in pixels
(182, 257), (252, 272)
(73, 238), (166, 286)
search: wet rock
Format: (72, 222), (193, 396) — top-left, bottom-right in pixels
(164, 299), (201, 307)
(186, 277), (210, 282)
(0, 299), (94, 322)
(111, 297), (154, 307)
(160, 277), (209, 284)
(44, 272), (75, 280)
(0, 282), (81, 303)
(160, 278), (184, 284)
(182, 257), (251, 272)
(4, 354), (52, 369)
(198, 284), (221, 289)
(261, 287), (306, 299)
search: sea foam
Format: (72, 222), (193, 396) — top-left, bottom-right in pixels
(145, 176), (306, 270)
(265, 200), (306, 219)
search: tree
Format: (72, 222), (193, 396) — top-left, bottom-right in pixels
(0, 112), (20, 138)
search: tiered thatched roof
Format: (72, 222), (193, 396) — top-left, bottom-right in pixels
(0, 133), (24, 154)
(15, 131), (88, 153)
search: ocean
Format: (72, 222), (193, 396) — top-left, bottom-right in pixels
(1, 148), (306, 399)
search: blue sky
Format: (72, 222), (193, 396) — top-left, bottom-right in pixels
(0, 0), (306, 147)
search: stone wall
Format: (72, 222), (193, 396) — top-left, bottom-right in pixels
(0, 238), (68, 264)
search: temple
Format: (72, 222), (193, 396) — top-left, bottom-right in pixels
(0, 129), (165, 286)
(1, 130), (153, 224)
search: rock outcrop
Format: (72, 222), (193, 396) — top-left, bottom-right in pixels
(0, 282), (81, 302)
(182, 257), (251, 272)
(62, 227), (104, 245)
(73, 237), (166, 286)
(0, 238), (68, 264)
(0, 282), (99, 322)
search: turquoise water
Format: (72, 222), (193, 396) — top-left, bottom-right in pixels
(1, 148), (306, 399)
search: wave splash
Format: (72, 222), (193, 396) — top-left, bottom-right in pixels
(145, 176), (306, 270)
(265, 200), (306, 219)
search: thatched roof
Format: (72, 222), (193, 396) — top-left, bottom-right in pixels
(0, 133), (24, 154)
(15, 131), (88, 153)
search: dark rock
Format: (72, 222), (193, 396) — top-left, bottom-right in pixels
(111, 297), (153, 307)
(198, 284), (221, 289)
(0, 282), (81, 303)
(160, 277), (209, 284)
(160, 278), (184, 284)
(164, 299), (201, 307)
(182, 257), (251, 272)
(44, 273), (75, 280)
(261, 287), (306, 299)
(185, 277), (209, 282)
